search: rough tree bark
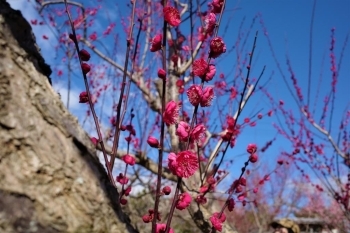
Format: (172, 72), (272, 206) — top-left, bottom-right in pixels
(0, 1), (138, 232)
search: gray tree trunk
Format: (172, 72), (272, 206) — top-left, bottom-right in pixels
(0, 1), (138, 232)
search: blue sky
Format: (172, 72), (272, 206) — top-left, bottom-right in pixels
(8, 0), (350, 205)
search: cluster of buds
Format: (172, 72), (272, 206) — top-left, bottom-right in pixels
(247, 144), (258, 163)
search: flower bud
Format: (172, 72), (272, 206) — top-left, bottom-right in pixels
(150, 34), (162, 52)
(120, 198), (127, 205)
(79, 49), (91, 61)
(91, 137), (98, 146)
(162, 186), (171, 195)
(79, 91), (89, 103)
(81, 63), (91, 74)
(147, 136), (159, 148)
(69, 33), (76, 42)
(209, 37), (226, 58)
(157, 68), (166, 79)
(122, 154), (136, 166)
(249, 153), (258, 163)
(246, 144), (257, 154)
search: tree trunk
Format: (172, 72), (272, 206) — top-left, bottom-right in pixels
(0, 1), (138, 232)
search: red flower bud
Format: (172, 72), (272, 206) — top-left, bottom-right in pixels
(91, 137), (98, 146)
(157, 68), (166, 79)
(163, 6), (181, 27)
(124, 186), (132, 196)
(227, 198), (235, 212)
(79, 49), (91, 61)
(142, 215), (151, 223)
(122, 154), (136, 166)
(79, 91), (89, 103)
(150, 34), (162, 52)
(249, 153), (258, 163)
(192, 58), (208, 77)
(147, 136), (159, 148)
(239, 177), (247, 186)
(162, 186), (171, 195)
(81, 63), (91, 74)
(209, 37), (226, 58)
(69, 33), (76, 43)
(120, 198), (127, 205)
(235, 185), (243, 193)
(246, 144), (257, 154)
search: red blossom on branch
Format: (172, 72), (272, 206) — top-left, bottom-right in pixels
(195, 195), (207, 205)
(90, 137), (98, 146)
(247, 144), (257, 154)
(156, 223), (174, 233)
(209, 0), (225, 14)
(249, 153), (258, 163)
(150, 34), (162, 52)
(201, 87), (215, 107)
(116, 173), (128, 185)
(191, 124), (206, 142)
(157, 68), (166, 79)
(79, 49), (91, 61)
(163, 100), (179, 125)
(205, 64), (216, 81)
(209, 37), (226, 58)
(162, 186), (171, 195)
(176, 121), (190, 141)
(147, 136), (159, 148)
(187, 85), (202, 106)
(79, 91), (89, 103)
(192, 58), (208, 77)
(175, 192), (192, 210)
(227, 198), (235, 211)
(204, 13), (216, 35)
(89, 32), (97, 41)
(163, 6), (181, 27)
(122, 154), (136, 166)
(209, 212), (226, 232)
(81, 63), (91, 74)
(168, 151), (198, 178)
(142, 209), (161, 223)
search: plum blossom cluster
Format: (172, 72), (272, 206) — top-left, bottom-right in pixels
(142, 209), (161, 224)
(176, 122), (206, 143)
(163, 6), (181, 27)
(204, 13), (216, 36)
(221, 116), (240, 148)
(195, 176), (217, 205)
(119, 186), (131, 205)
(209, 0), (224, 14)
(75, 47), (92, 103)
(209, 212), (226, 232)
(247, 143), (258, 163)
(148, 0), (230, 231)
(228, 177), (247, 195)
(187, 85), (214, 107)
(192, 58), (216, 81)
(175, 192), (192, 210)
(198, 0), (225, 41)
